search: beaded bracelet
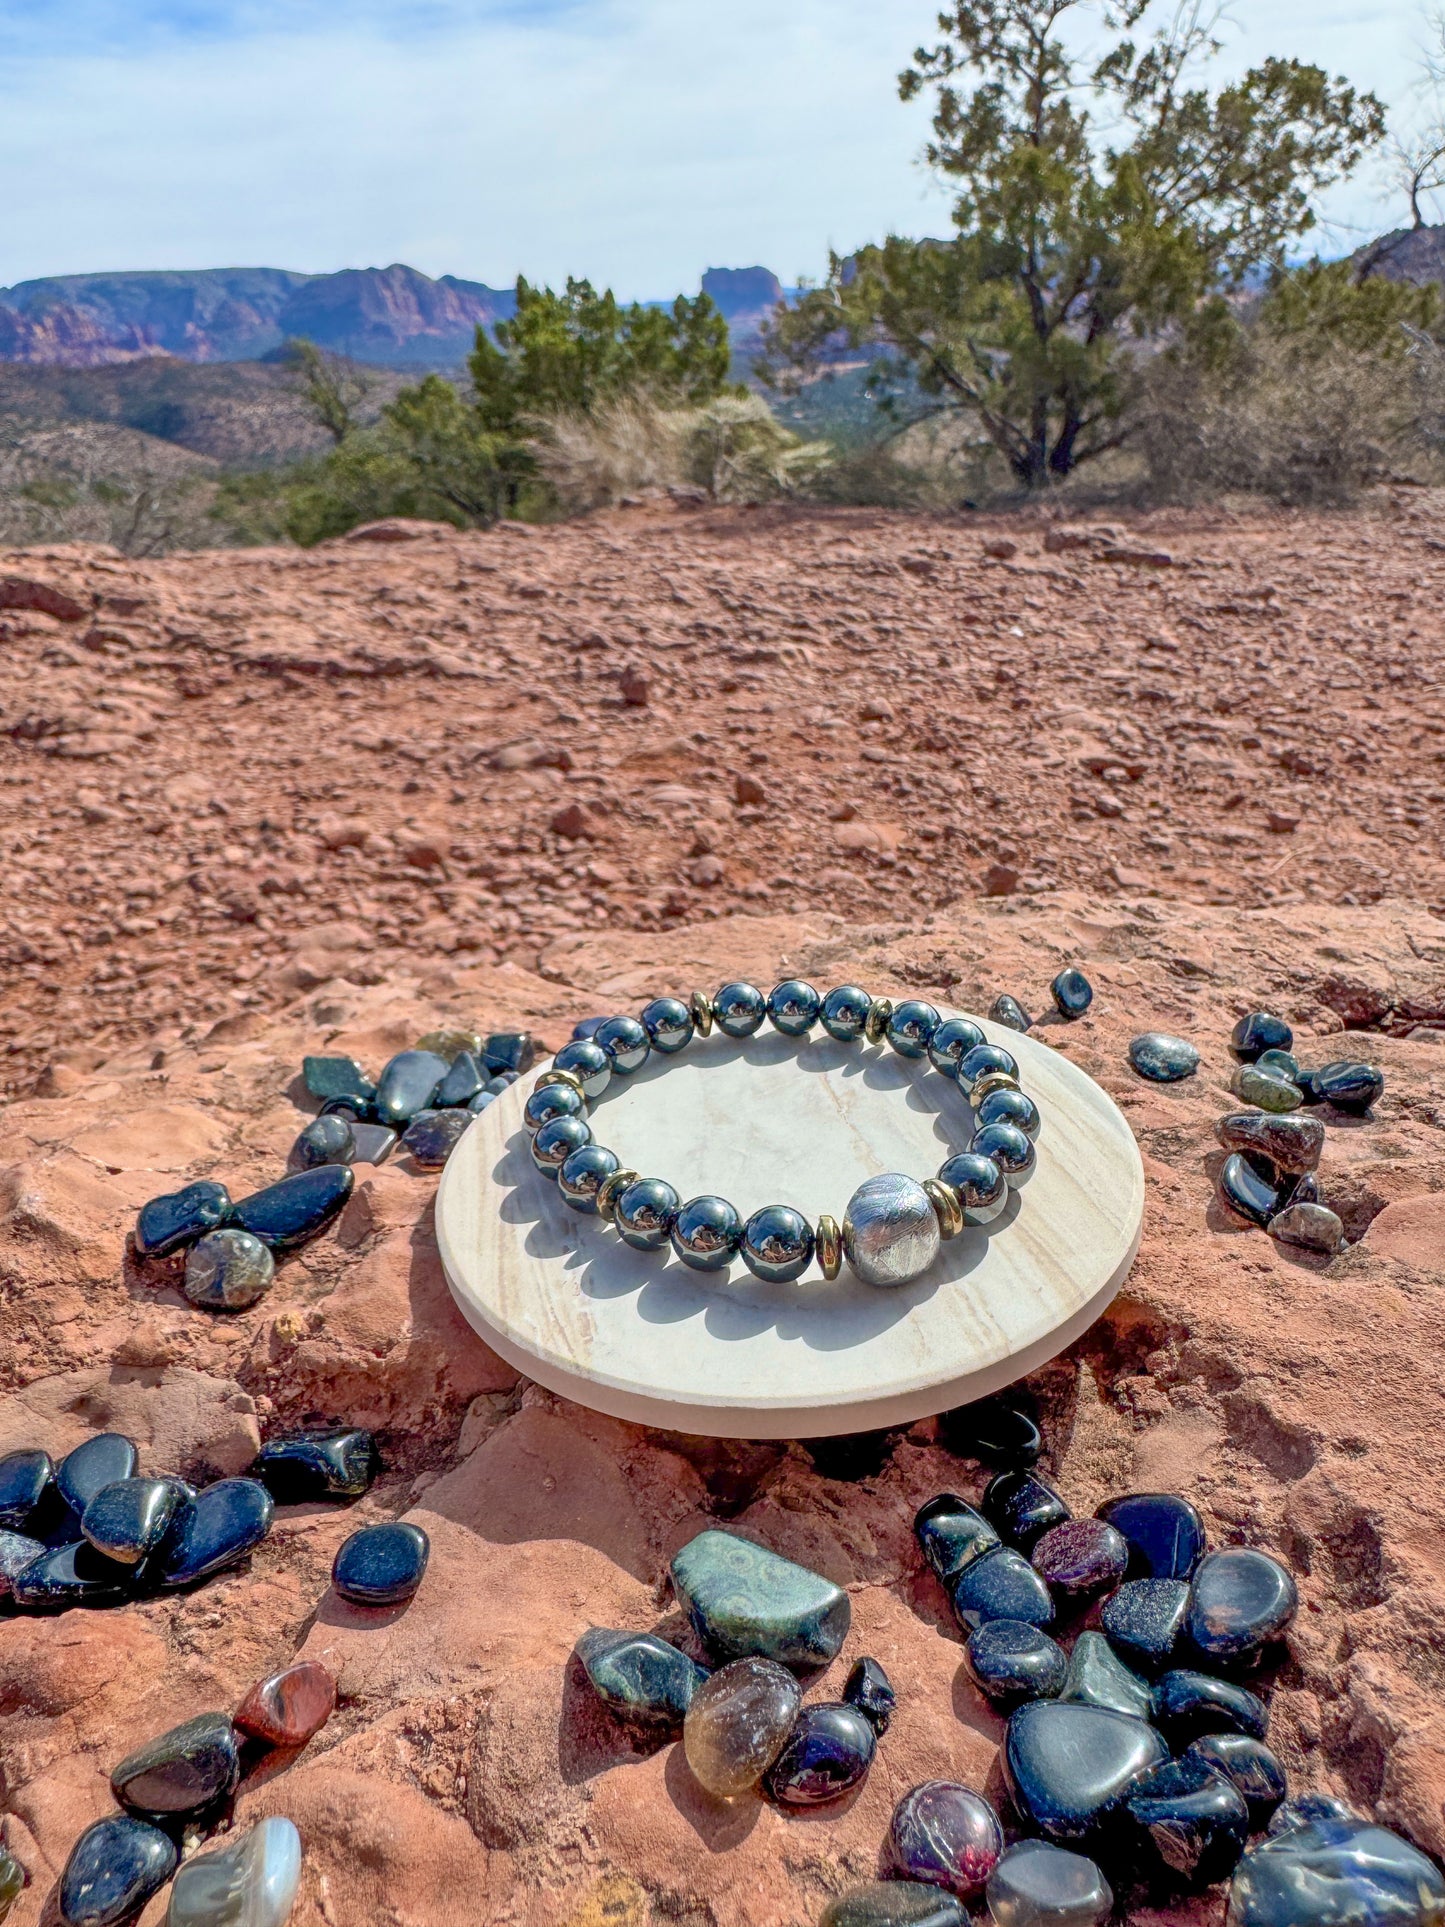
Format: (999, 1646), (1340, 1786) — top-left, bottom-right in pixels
(519, 980), (1040, 1290)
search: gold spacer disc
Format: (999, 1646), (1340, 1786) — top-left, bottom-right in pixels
(864, 996), (893, 1045)
(596, 1169), (640, 1222)
(923, 1177), (964, 1240)
(816, 1213), (842, 1280)
(690, 989), (714, 1038)
(970, 1070), (1021, 1108)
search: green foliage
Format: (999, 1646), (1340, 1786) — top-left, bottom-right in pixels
(765, 0), (1386, 490)
(1256, 259), (1440, 357)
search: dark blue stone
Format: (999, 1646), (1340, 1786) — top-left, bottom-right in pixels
(552, 1039), (612, 1098)
(1305, 1060), (1385, 1115)
(59, 1815), (177, 1927)
(965, 1619), (1067, 1711)
(1232, 1815), (1445, 1927)
(844, 1656), (897, 1734)
(941, 1397), (1042, 1468)
(1126, 1754), (1250, 1885)
(0, 1448), (53, 1529)
(134, 1180), (232, 1259)
(887, 1000), (940, 1057)
(1185, 1735), (1287, 1829)
(111, 1711), (241, 1818)
(157, 1477), (273, 1587)
(1051, 969), (1093, 1019)
(989, 995), (1033, 1033)
(765, 1701), (876, 1806)
(333, 1520), (429, 1605)
(1099, 1578), (1190, 1675)
(1219, 1153), (1282, 1229)
(435, 1051), (485, 1107)
(524, 1083), (586, 1134)
(1232, 1013), (1293, 1061)
(953, 1546), (1055, 1632)
(1154, 1669), (1268, 1746)
(670, 1194), (743, 1270)
(740, 1204), (814, 1282)
(616, 1178), (680, 1251)
(291, 1114), (355, 1170)
(714, 981), (768, 1037)
(401, 1107), (470, 1168)
(984, 1469), (1071, 1553)
(57, 1433), (138, 1516)
(1059, 1633), (1153, 1721)
(1005, 1701), (1168, 1845)
(1186, 1548), (1298, 1666)
(978, 1089), (1042, 1139)
(819, 985), (872, 1042)
(766, 979), (821, 1036)
(303, 1055), (376, 1106)
(970, 1121), (1036, 1188)
(559, 1143), (622, 1214)
(820, 1883), (967, 1927)
(640, 997), (694, 1053)
(1267, 1795), (1357, 1837)
(0, 1528), (45, 1595)
(575, 1627), (707, 1727)
(482, 1031), (536, 1076)
(573, 1017), (607, 1039)
(11, 1538), (133, 1610)
(252, 1428), (378, 1504)
(1129, 1033), (1201, 1083)
(594, 1015), (651, 1074)
(915, 1493), (1001, 1583)
(531, 1114), (592, 1177)
(80, 1479), (180, 1565)
(1097, 1493), (1207, 1581)
(231, 1164), (354, 1253)
(928, 1017), (987, 1076)
(373, 1049), (450, 1127)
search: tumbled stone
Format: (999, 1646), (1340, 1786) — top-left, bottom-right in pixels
(1051, 969), (1093, 1019)
(158, 1478), (274, 1588)
(1300, 1060), (1385, 1115)
(252, 1427), (378, 1504)
(1031, 1519), (1128, 1600)
(401, 1107), (470, 1168)
(915, 1494), (1001, 1584)
(1219, 1153), (1282, 1230)
(940, 1397), (1042, 1468)
(1232, 1013), (1293, 1061)
(984, 1470), (1071, 1552)
(333, 1520), (429, 1605)
(1128, 1754), (1250, 1885)
(844, 1656), (897, 1734)
(235, 1660), (338, 1748)
(1004, 1702), (1168, 1844)
(990, 995), (1033, 1033)
(1267, 1795), (1357, 1836)
(184, 1228), (276, 1311)
(682, 1655), (801, 1798)
(886, 1780), (1004, 1898)
(575, 1628), (708, 1729)
(1099, 1578), (1190, 1675)
(1129, 1033), (1200, 1083)
(135, 1180), (232, 1260)
(1268, 1203), (1344, 1255)
(231, 1164), (354, 1254)
(0, 1447), (53, 1529)
(1215, 1113), (1324, 1176)
(415, 1027), (482, 1061)
(1185, 1735), (1287, 1830)
(11, 1539), (133, 1610)
(1059, 1632), (1153, 1721)
(60, 1815), (177, 1927)
(0, 1527), (45, 1595)
(670, 1528), (850, 1668)
(953, 1547), (1055, 1632)
(349, 1121), (398, 1165)
(373, 1048), (450, 1126)
(57, 1433), (138, 1515)
(291, 1113), (355, 1171)
(1229, 1813), (1445, 1927)
(434, 1050), (485, 1108)
(112, 1711), (241, 1818)
(985, 1840), (1113, 1927)
(482, 1031), (536, 1076)
(965, 1619), (1067, 1711)
(820, 1882), (966, 1927)
(81, 1478), (180, 1566)
(0, 1847), (23, 1921)
(1280, 1171), (1322, 1209)
(303, 1055), (375, 1107)
(1256, 1049), (1301, 1081)
(1186, 1548), (1298, 1665)
(1154, 1670), (1268, 1746)
(165, 1814), (302, 1927)
(1097, 1492), (1206, 1580)
(765, 1701), (877, 1806)
(1234, 1066), (1304, 1113)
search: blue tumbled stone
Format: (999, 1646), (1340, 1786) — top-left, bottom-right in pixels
(984, 1469), (1071, 1552)
(1051, 969), (1093, 1019)
(1185, 1734), (1287, 1830)
(941, 1397), (1042, 1468)
(1304, 1060), (1385, 1116)
(157, 1477), (273, 1588)
(575, 1627), (708, 1728)
(965, 1618), (1067, 1711)
(1100, 1577), (1190, 1675)
(57, 1433), (138, 1516)
(290, 1113), (355, 1170)
(134, 1180), (232, 1259)
(374, 1049), (450, 1127)
(435, 1050), (485, 1108)
(111, 1711), (241, 1818)
(989, 995), (1033, 1034)
(1219, 1154), (1282, 1230)
(1232, 1013), (1293, 1061)
(0, 1448), (53, 1530)
(231, 1164), (354, 1253)
(401, 1107), (470, 1168)
(1154, 1669), (1268, 1746)
(1186, 1548), (1298, 1666)
(1127, 1753), (1250, 1885)
(1005, 1701), (1168, 1845)
(764, 1700), (876, 1806)
(81, 1478), (181, 1566)
(482, 1031), (536, 1076)
(952, 1546), (1055, 1632)
(1059, 1632), (1153, 1721)
(11, 1538), (134, 1610)
(844, 1656), (897, 1734)
(252, 1427), (378, 1504)
(670, 1527), (849, 1669)
(303, 1055), (375, 1107)
(1097, 1492), (1207, 1581)
(1228, 1814), (1445, 1927)
(60, 1814), (177, 1927)
(1129, 1033), (1201, 1083)
(0, 1527), (45, 1596)
(333, 1520), (430, 1605)
(915, 1493), (1001, 1584)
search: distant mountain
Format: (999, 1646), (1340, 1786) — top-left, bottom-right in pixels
(1354, 224), (1445, 288)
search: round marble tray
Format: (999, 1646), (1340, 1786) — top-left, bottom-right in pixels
(435, 1010), (1144, 1439)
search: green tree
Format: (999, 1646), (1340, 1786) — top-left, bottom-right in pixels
(765, 1), (1386, 489)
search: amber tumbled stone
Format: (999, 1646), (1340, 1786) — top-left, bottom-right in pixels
(235, 1660), (337, 1747)
(682, 1656), (801, 1799)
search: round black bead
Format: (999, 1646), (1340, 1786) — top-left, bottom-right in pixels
(886, 1001), (940, 1058)
(766, 980), (821, 1036)
(670, 1195), (743, 1271)
(615, 1179), (680, 1250)
(928, 1018), (986, 1077)
(713, 982), (767, 1038)
(594, 1016), (651, 1075)
(820, 985), (873, 1041)
(641, 997), (694, 1053)
(559, 1143), (622, 1214)
(551, 1039), (612, 1098)
(740, 1204), (814, 1281)
(531, 1115), (592, 1178)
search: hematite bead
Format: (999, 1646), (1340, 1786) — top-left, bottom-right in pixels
(594, 1015), (650, 1075)
(559, 1143), (621, 1213)
(971, 1122), (1036, 1188)
(938, 1153), (1008, 1226)
(842, 1174), (940, 1287)
(978, 1088), (1041, 1140)
(958, 1043), (1018, 1099)
(642, 996), (694, 1053)
(551, 1039), (612, 1099)
(971, 1070), (1022, 1111)
(670, 1195), (742, 1270)
(766, 979), (821, 1035)
(524, 1082), (586, 1134)
(531, 1114), (591, 1178)
(1051, 968), (1093, 1019)
(615, 1178), (680, 1250)
(713, 981), (766, 1037)
(741, 1205), (814, 1282)
(886, 1000), (940, 1058)
(864, 996), (894, 1044)
(820, 984), (873, 1041)
(928, 1017), (986, 1076)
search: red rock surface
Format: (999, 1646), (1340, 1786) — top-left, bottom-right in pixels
(0, 502), (1442, 1925)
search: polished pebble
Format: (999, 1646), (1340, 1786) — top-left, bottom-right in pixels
(0, 1848), (22, 1921)
(1229, 1813), (1445, 1927)
(252, 1427), (378, 1503)
(1059, 1632), (1153, 1721)
(953, 1546), (1055, 1632)
(135, 1180), (232, 1260)
(482, 1031), (536, 1076)
(928, 1017), (986, 1075)
(886, 1780), (1005, 1899)
(985, 1839), (1113, 1927)
(671, 1527), (849, 1668)
(1097, 1492), (1206, 1580)
(1005, 1701), (1169, 1844)
(615, 1178), (680, 1251)
(0, 1527), (45, 1595)
(1234, 1066), (1304, 1113)
(184, 1228), (275, 1311)
(434, 1051), (485, 1108)
(741, 1204), (814, 1282)
(1185, 1735), (1287, 1830)
(291, 1113), (355, 1169)
(231, 1165), (354, 1254)
(11, 1539), (133, 1610)
(915, 1494), (1001, 1584)
(1232, 1013), (1293, 1061)
(112, 1711), (241, 1818)
(941, 1397), (1041, 1468)
(669, 1194), (743, 1270)
(843, 1656), (896, 1734)
(1279, 1171), (1322, 1209)
(165, 1814), (302, 1927)
(1031, 1520), (1129, 1600)
(984, 1470), (1072, 1553)
(1186, 1548), (1298, 1665)
(1051, 969), (1093, 1019)
(60, 1815), (177, 1927)
(683, 1655), (801, 1797)
(0, 1448), (53, 1529)
(1128, 1033), (1200, 1083)
(373, 1049), (450, 1127)
(990, 995), (1033, 1033)
(1215, 1112), (1324, 1175)
(401, 1107), (470, 1168)
(937, 1152), (1009, 1226)
(1127, 1754), (1250, 1885)
(234, 1659), (338, 1747)
(641, 997), (694, 1053)
(965, 1619), (1067, 1711)
(415, 1027), (481, 1060)
(333, 1521), (429, 1606)
(765, 1701), (877, 1806)
(594, 1015), (651, 1074)
(1268, 1203), (1344, 1255)
(303, 1055), (375, 1106)
(81, 1478), (180, 1566)
(1100, 1577), (1190, 1675)
(1256, 1048), (1302, 1079)
(57, 1433), (139, 1515)
(158, 1478), (274, 1588)
(559, 1144), (621, 1214)
(576, 1628), (708, 1728)
(820, 1883), (966, 1927)
(1219, 1153), (1282, 1230)
(1301, 1060), (1385, 1115)
(766, 980), (821, 1036)
(348, 1122), (398, 1165)
(552, 1039), (612, 1099)
(532, 1114), (592, 1177)
(1267, 1795), (1358, 1836)
(970, 1122), (1035, 1188)
(887, 1000), (940, 1057)
(714, 981), (768, 1037)
(1155, 1669), (1268, 1745)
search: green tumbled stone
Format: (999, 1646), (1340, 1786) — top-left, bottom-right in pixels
(1255, 1049), (1300, 1081)
(670, 1528), (851, 1669)
(302, 1056), (375, 1105)
(1234, 1066), (1303, 1114)
(0, 1847), (24, 1922)
(576, 1628), (709, 1728)
(821, 1883), (967, 1927)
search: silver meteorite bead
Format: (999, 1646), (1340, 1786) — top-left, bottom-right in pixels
(841, 1173), (941, 1288)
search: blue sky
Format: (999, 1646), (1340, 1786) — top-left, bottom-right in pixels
(0, 0), (1431, 297)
